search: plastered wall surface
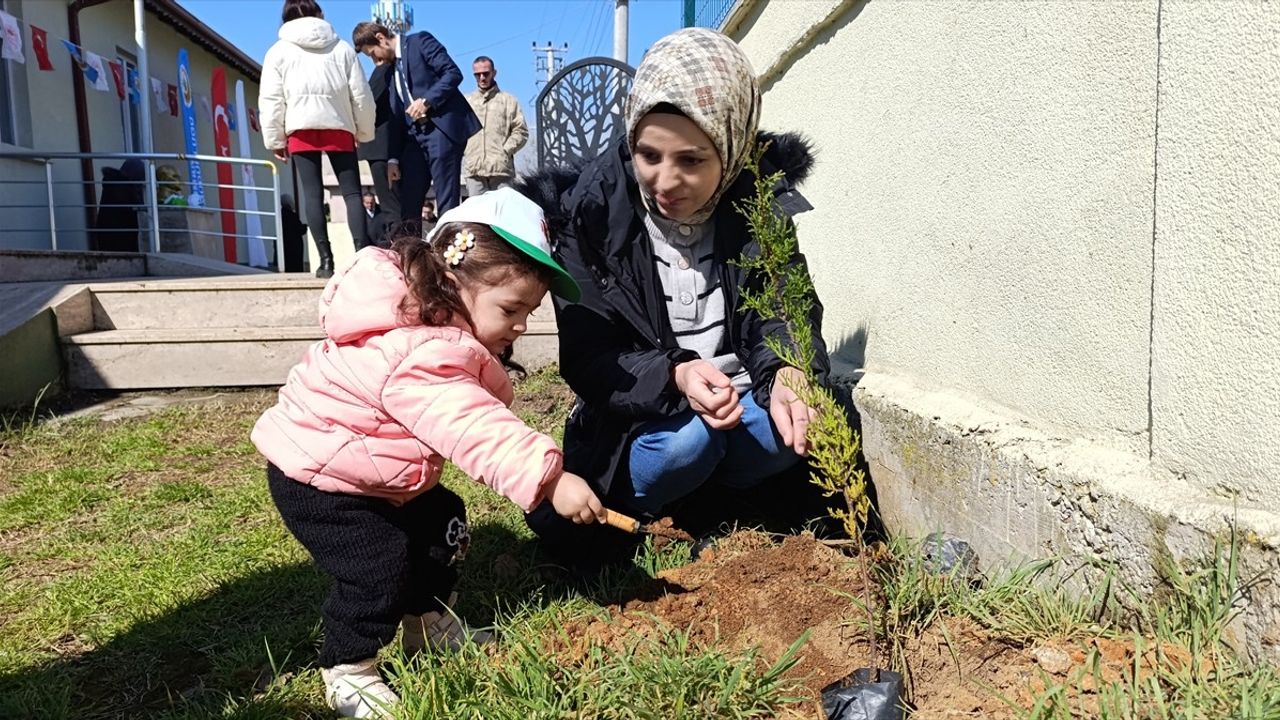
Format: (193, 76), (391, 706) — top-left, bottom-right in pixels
(1150, 1), (1280, 508)
(79, 3), (279, 259)
(0, 0), (276, 254)
(0, 0), (85, 250)
(734, 0), (1159, 445)
(730, 0), (1279, 509)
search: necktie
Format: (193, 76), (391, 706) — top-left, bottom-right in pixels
(396, 58), (413, 123)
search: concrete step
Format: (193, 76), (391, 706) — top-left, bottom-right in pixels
(89, 276), (328, 330)
(62, 327), (323, 389)
(62, 324), (561, 390)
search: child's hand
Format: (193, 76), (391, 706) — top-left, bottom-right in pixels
(545, 472), (605, 524)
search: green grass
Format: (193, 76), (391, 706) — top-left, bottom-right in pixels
(0, 369), (796, 719)
(4, 370), (1277, 719)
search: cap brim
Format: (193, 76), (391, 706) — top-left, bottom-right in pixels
(491, 225), (582, 302)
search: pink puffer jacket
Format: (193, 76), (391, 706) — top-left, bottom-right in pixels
(251, 247), (561, 510)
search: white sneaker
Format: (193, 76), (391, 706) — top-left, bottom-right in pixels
(321, 659), (399, 719)
(401, 593), (495, 655)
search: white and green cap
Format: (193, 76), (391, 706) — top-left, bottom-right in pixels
(425, 187), (581, 302)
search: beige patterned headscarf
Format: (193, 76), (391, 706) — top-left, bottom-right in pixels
(625, 28), (761, 225)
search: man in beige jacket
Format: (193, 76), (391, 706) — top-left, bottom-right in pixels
(463, 57), (529, 196)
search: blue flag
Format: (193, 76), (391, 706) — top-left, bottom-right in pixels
(126, 67), (141, 105)
(60, 39), (98, 86)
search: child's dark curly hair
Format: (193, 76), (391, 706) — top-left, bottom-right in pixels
(390, 221), (556, 349)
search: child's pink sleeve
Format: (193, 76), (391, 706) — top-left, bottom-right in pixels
(382, 339), (561, 511)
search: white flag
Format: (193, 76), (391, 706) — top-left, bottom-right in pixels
(83, 50), (110, 91)
(0, 10), (23, 63)
(151, 76), (166, 113)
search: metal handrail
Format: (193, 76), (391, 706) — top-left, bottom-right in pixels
(0, 150), (284, 272)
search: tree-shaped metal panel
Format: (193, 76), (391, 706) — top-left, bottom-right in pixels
(536, 57), (635, 170)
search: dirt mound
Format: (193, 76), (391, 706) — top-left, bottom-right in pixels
(549, 531), (1138, 718)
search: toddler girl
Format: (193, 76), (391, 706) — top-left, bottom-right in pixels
(252, 187), (602, 718)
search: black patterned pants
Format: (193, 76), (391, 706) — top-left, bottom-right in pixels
(267, 463), (468, 667)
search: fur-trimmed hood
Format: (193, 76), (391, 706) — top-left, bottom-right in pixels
(515, 130), (815, 242)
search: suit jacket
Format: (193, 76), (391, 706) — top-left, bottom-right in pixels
(357, 63), (393, 162)
(388, 31), (481, 160)
(363, 208), (392, 246)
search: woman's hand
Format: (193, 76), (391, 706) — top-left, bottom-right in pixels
(272, 147), (289, 162)
(674, 360), (742, 430)
(545, 472), (605, 525)
(769, 366), (815, 456)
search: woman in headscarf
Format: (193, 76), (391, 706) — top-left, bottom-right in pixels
(518, 28), (831, 570)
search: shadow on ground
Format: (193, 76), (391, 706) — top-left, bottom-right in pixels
(0, 563), (329, 720)
(0, 522), (552, 720)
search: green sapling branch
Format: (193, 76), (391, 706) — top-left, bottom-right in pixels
(735, 142), (879, 672)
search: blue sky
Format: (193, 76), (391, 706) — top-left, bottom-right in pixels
(178, 0), (683, 112)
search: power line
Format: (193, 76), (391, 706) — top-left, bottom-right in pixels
(581, 0), (609, 60)
(566, 0), (595, 61)
(592, 0), (613, 57)
(455, 24), (547, 59)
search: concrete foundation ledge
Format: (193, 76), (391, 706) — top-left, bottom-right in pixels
(853, 370), (1280, 664)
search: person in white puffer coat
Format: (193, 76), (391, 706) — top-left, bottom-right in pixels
(260, 0), (375, 278)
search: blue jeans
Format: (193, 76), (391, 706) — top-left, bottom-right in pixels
(627, 392), (802, 516)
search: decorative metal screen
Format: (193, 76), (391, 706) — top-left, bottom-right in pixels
(682, 0), (737, 28)
(536, 57), (635, 170)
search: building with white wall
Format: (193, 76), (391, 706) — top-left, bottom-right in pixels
(719, 0), (1279, 661)
(0, 0), (273, 256)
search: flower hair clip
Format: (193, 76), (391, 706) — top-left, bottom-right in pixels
(443, 229), (476, 266)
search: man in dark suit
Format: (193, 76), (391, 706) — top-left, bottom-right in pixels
(357, 60), (401, 220)
(352, 22), (481, 220)
(360, 191), (391, 247)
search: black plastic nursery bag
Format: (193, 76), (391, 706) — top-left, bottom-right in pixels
(821, 668), (905, 720)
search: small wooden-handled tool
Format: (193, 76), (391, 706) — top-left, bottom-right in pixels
(601, 509), (695, 542)
(602, 507), (641, 533)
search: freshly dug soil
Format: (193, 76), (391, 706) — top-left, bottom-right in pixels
(550, 531), (1168, 718)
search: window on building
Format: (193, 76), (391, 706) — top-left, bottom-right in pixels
(117, 51), (143, 152)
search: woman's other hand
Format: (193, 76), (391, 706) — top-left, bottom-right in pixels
(674, 360), (742, 430)
(769, 366), (814, 456)
(272, 147), (289, 162)
(545, 472), (605, 525)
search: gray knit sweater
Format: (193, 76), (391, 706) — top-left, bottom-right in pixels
(644, 212), (752, 394)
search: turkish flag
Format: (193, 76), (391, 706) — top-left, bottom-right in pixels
(30, 25), (53, 71)
(167, 83), (178, 116)
(108, 61), (126, 100)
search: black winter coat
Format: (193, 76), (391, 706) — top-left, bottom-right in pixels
(518, 131), (831, 497)
(357, 64), (393, 162)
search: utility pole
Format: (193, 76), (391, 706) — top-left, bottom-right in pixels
(613, 0), (629, 64)
(533, 41), (569, 87)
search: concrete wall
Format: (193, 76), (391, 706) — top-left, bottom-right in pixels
(0, 0), (85, 251)
(0, 308), (63, 409)
(727, 0), (1280, 660)
(734, 0), (1158, 445)
(0, 0), (278, 259)
(1150, 1), (1280, 509)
